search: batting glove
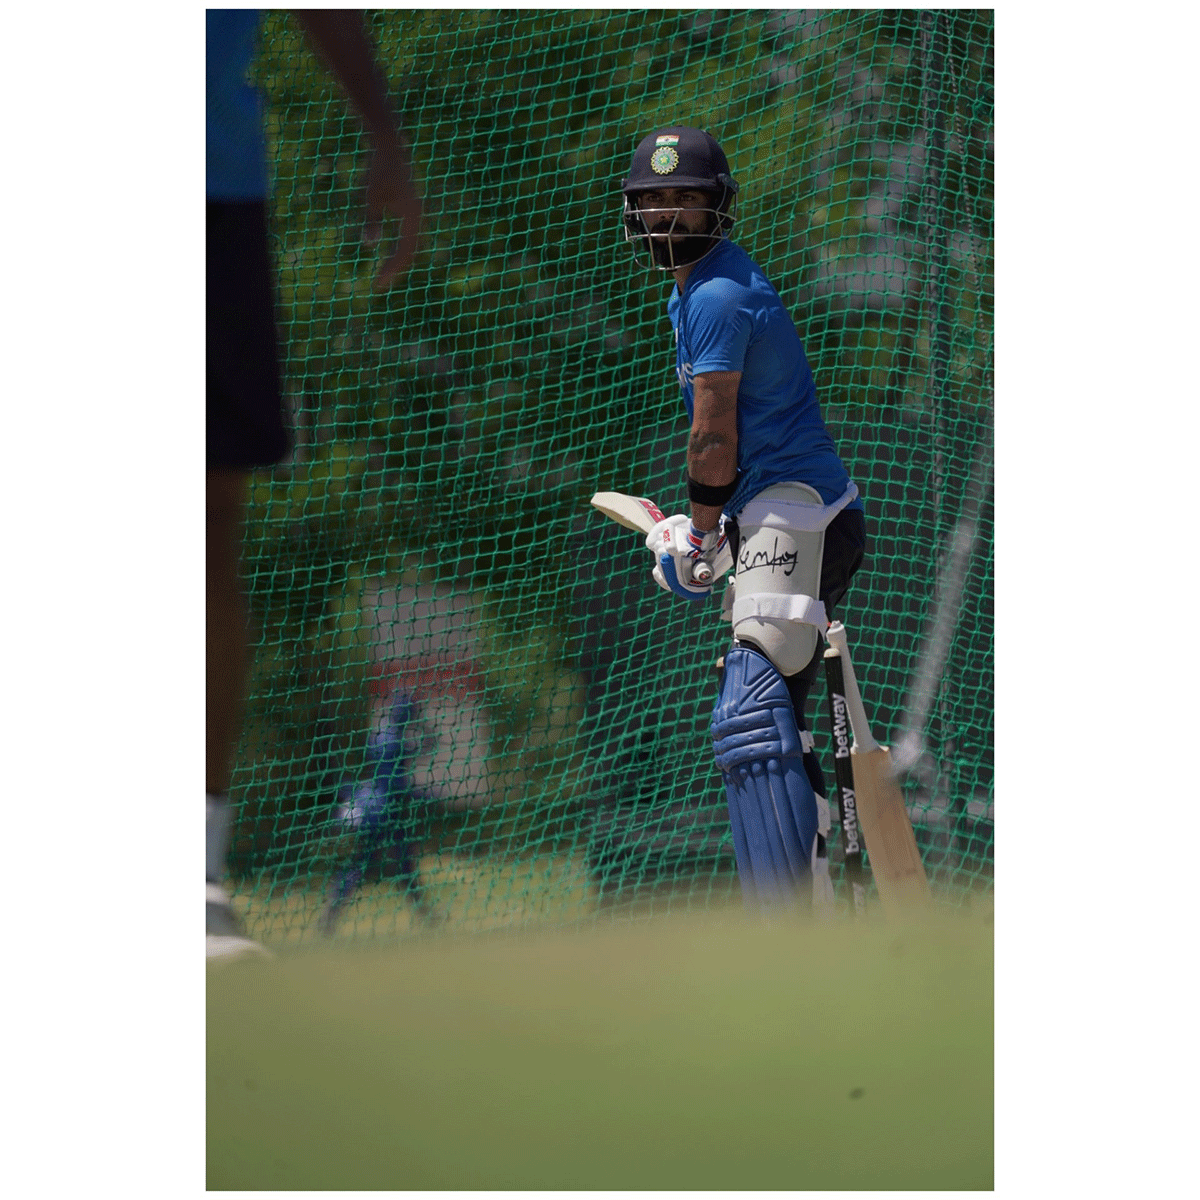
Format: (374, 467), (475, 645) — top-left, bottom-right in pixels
(645, 514), (730, 602)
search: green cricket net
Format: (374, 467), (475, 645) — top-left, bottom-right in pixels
(231, 9), (993, 944)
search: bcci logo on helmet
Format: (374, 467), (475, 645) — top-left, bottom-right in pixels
(650, 145), (679, 174)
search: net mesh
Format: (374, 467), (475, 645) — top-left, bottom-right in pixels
(229, 8), (994, 943)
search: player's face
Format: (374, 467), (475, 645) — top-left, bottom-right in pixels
(635, 188), (719, 269)
(636, 188), (713, 237)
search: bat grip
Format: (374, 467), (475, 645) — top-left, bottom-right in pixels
(825, 622), (880, 753)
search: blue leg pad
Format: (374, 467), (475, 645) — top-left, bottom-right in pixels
(711, 645), (818, 908)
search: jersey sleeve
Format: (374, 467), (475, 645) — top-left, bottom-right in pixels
(685, 278), (754, 374)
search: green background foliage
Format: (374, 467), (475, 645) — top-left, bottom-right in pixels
(229, 9), (994, 939)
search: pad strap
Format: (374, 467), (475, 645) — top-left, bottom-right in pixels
(736, 481), (858, 533)
(731, 591), (828, 632)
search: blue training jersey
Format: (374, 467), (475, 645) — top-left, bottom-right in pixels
(207, 9), (268, 200)
(667, 238), (861, 516)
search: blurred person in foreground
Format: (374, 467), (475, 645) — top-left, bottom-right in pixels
(207, 10), (423, 961)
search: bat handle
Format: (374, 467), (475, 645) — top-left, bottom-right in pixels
(824, 621), (881, 754)
(692, 561), (713, 585)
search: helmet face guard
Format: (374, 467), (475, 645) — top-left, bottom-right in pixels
(622, 195), (733, 270)
(620, 126), (738, 270)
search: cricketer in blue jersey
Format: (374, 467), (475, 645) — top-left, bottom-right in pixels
(621, 126), (867, 913)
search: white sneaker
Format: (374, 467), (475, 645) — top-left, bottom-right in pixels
(206, 883), (271, 961)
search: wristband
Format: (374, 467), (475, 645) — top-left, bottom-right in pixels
(686, 473), (738, 507)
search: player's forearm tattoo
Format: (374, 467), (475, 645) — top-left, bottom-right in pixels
(689, 428), (731, 459)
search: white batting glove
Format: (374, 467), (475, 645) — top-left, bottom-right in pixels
(645, 514), (731, 601)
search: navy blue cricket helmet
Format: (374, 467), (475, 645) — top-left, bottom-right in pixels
(621, 126), (739, 267)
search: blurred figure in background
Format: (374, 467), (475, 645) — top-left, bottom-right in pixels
(207, 10), (423, 961)
(318, 692), (441, 935)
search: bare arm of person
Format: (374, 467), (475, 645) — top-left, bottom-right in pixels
(293, 10), (424, 288)
(688, 370), (740, 530)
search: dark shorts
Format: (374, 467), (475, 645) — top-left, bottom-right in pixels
(813, 505), (867, 621)
(207, 200), (291, 470)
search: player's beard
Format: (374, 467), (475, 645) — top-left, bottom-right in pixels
(648, 232), (718, 269)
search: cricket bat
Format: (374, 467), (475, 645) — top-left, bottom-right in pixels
(590, 491), (712, 583)
(824, 621), (932, 916)
(821, 647), (870, 918)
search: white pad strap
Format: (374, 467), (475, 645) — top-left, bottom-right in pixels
(813, 790), (831, 836)
(731, 591), (828, 633)
(811, 791), (835, 917)
(737, 481), (858, 533)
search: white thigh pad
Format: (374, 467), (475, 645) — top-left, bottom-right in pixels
(730, 481), (857, 676)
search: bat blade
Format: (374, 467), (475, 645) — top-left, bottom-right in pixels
(589, 491), (665, 534)
(824, 621), (931, 917)
(850, 745), (932, 914)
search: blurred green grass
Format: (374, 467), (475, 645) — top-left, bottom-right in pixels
(231, 850), (604, 947)
(208, 905), (993, 1190)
